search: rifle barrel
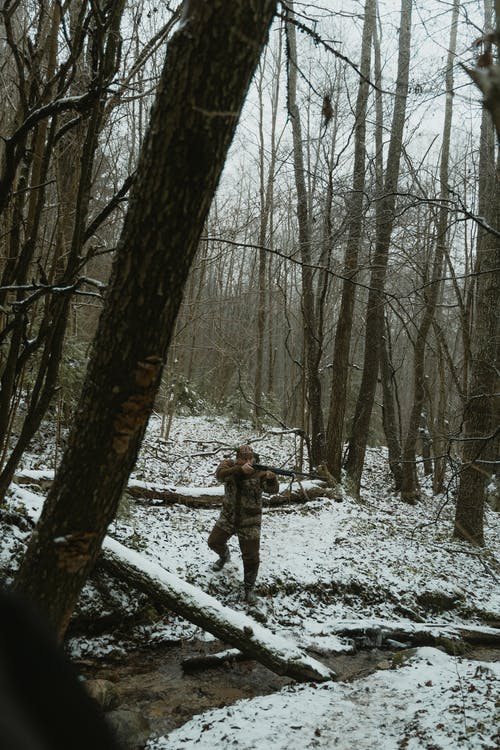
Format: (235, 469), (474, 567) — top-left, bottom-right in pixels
(253, 463), (322, 480)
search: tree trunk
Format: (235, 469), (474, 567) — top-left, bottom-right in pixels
(454, 0), (500, 544)
(15, 0), (277, 640)
(431, 329), (448, 494)
(285, 4), (326, 466)
(325, 0), (375, 481)
(400, 0), (458, 504)
(345, 0), (412, 494)
(380, 320), (402, 490)
(253, 44), (281, 428)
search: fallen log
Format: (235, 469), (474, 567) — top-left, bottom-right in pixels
(386, 626), (500, 649)
(126, 484), (221, 507)
(101, 538), (334, 683)
(126, 483), (334, 508)
(13, 470), (223, 508)
(14, 470), (335, 508)
(328, 622), (500, 651)
(181, 648), (248, 674)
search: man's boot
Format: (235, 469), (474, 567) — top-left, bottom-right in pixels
(244, 585), (258, 605)
(211, 546), (230, 571)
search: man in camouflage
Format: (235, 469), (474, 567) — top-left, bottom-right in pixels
(208, 445), (279, 604)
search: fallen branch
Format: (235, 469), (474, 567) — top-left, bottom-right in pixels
(101, 538), (334, 683)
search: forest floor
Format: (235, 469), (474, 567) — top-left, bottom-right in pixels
(3, 414), (500, 749)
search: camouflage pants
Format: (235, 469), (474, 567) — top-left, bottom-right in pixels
(208, 521), (260, 588)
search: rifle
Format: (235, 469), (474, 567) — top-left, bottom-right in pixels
(253, 463), (324, 481)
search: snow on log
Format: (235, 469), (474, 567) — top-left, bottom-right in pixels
(101, 538), (334, 683)
(127, 483), (222, 507)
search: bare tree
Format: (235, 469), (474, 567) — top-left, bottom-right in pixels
(345, 0), (413, 494)
(254, 38), (283, 428)
(325, 0), (376, 481)
(0, 0), (133, 499)
(400, 0), (459, 504)
(285, 3), (327, 465)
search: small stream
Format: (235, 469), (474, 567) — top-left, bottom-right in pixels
(79, 640), (395, 744)
(79, 640), (500, 748)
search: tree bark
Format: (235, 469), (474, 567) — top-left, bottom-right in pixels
(15, 0), (277, 640)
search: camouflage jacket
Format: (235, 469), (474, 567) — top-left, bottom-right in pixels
(214, 460), (279, 538)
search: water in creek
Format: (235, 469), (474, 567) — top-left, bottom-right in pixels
(78, 640), (390, 740)
(79, 640), (500, 745)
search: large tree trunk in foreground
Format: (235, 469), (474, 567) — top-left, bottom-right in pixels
(15, 0), (277, 640)
(101, 539), (333, 683)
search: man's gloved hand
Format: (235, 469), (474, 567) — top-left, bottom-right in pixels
(241, 462), (255, 476)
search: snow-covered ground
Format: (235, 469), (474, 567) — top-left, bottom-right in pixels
(5, 414), (500, 749)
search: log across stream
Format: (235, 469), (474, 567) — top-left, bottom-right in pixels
(102, 538), (334, 683)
